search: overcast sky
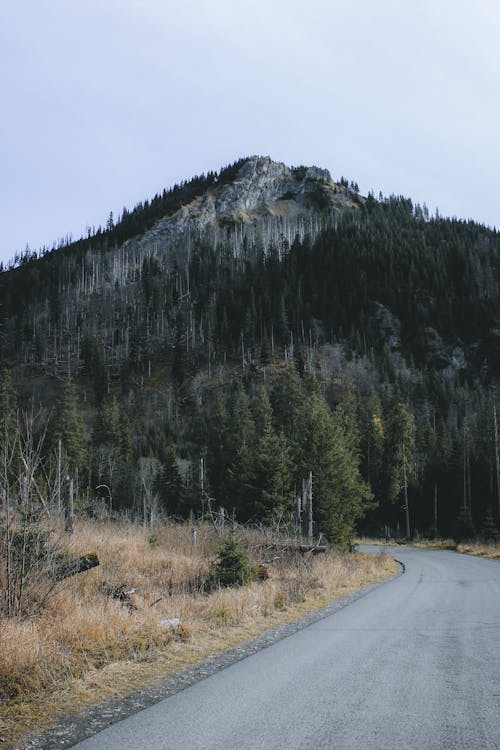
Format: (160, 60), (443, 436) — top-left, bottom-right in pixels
(1, 0), (499, 266)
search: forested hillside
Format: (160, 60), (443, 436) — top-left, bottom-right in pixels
(1, 156), (499, 546)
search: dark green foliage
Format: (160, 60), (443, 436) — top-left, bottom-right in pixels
(453, 507), (475, 542)
(213, 536), (257, 587)
(155, 443), (186, 516)
(50, 381), (87, 470)
(294, 392), (373, 550)
(385, 401), (414, 506)
(0, 369), (18, 469)
(91, 396), (135, 510)
(480, 508), (499, 542)
(94, 396), (120, 445)
(306, 184), (330, 210)
(81, 335), (107, 402)
(227, 389), (292, 522)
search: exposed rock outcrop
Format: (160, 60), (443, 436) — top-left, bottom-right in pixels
(126, 156), (360, 257)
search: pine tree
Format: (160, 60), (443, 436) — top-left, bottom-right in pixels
(118, 409), (133, 462)
(359, 389), (385, 504)
(270, 364), (303, 444)
(260, 335), (271, 366)
(254, 388), (292, 518)
(480, 508), (498, 542)
(0, 369), (18, 502)
(229, 385), (255, 448)
(453, 506), (475, 542)
(81, 334), (107, 402)
(275, 296), (289, 344)
(295, 392), (373, 549)
(51, 380), (87, 471)
(0, 369), (17, 452)
(227, 440), (257, 520)
(385, 400), (415, 536)
(94, 396), (120, 446)
(206, 391), (231, 501)
(213, 536), (256, 587)
(156, 443), (185, 516)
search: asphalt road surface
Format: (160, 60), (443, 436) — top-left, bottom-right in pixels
(70, 547), (500, 750)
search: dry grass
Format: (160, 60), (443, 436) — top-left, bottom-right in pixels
(356, 535), (500, 559)
(355, 536), (458, 549)
(401, 538), (458, 550)
(0, 519), (397, 749)
(456, 541), (500, 559)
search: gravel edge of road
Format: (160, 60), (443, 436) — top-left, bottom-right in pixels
(21, 559), (404, 750)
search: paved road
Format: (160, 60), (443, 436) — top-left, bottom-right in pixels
(71, 548), (500, 749)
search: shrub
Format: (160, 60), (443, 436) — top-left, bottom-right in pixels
(213, 536), (257, 587)
(0, 521), (65, 618)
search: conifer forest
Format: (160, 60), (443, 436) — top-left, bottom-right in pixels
(1, 157), (499, 548)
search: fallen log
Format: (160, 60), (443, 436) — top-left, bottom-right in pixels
(54, 552), (99, 581)
(266, 541), (327, 555)
(299, 544), (327, 554)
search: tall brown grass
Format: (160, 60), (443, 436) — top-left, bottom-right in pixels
(456, 541), (500, 559)
(0, 518), (395, 745)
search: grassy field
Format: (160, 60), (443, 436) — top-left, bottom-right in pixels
(1, 519), (397, 749)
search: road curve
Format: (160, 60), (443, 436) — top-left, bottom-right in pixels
(70, 548), (500, 750)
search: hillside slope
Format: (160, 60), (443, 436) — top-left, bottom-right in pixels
(0, 156), (499, 541)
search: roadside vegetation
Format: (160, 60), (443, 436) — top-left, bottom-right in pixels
(455, 541), (500, 559)
(0, 372), (397, 748)
(357, 536), (500, 560)
(0, 518), (396, 749)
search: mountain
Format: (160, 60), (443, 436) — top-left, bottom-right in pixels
(0, 156), (499, 544)
(118, 156), (359, 249)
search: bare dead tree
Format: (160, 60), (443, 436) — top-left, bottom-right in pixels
(0, 411), (72, 617)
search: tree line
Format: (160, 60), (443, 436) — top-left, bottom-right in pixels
(0, 173), (499, 545)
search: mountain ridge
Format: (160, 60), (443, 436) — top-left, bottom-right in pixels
(1, 155), (359, 273)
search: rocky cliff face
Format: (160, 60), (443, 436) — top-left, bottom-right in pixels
(126, 156), (360, 255)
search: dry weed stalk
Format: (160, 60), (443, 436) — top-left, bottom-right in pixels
(0, 412), (71, 618)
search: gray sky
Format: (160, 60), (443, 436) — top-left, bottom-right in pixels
(1, 0), (499, 266)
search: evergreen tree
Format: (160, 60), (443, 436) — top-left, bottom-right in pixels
(156, 443), (185, 516)
(270, 364), (303, 444)
(260, 335), (271, 366)
(385, 400), (415, 535)
(359, 389), (385, 506)
(0, 369), (19, 495)
(227, 441), (257, 520)
(81, 334), (107, 402)
(50, 380), (87, 471)
(94, 395), (120, 446)
(206, 391), (231, 501)
(229, 385), (255, 448)
(480, 508), (499, 542)
(275, 296), (289, 344)
(213, 536), (256, 587)
(0, 369), (17, 451)
(295, 392), (373, 549)
(453, 506), (475, 542)
(252, 393), (292, 519)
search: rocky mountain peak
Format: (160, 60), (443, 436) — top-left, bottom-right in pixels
(131, 156), (357, 253)
(233, 155), (333, 200)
